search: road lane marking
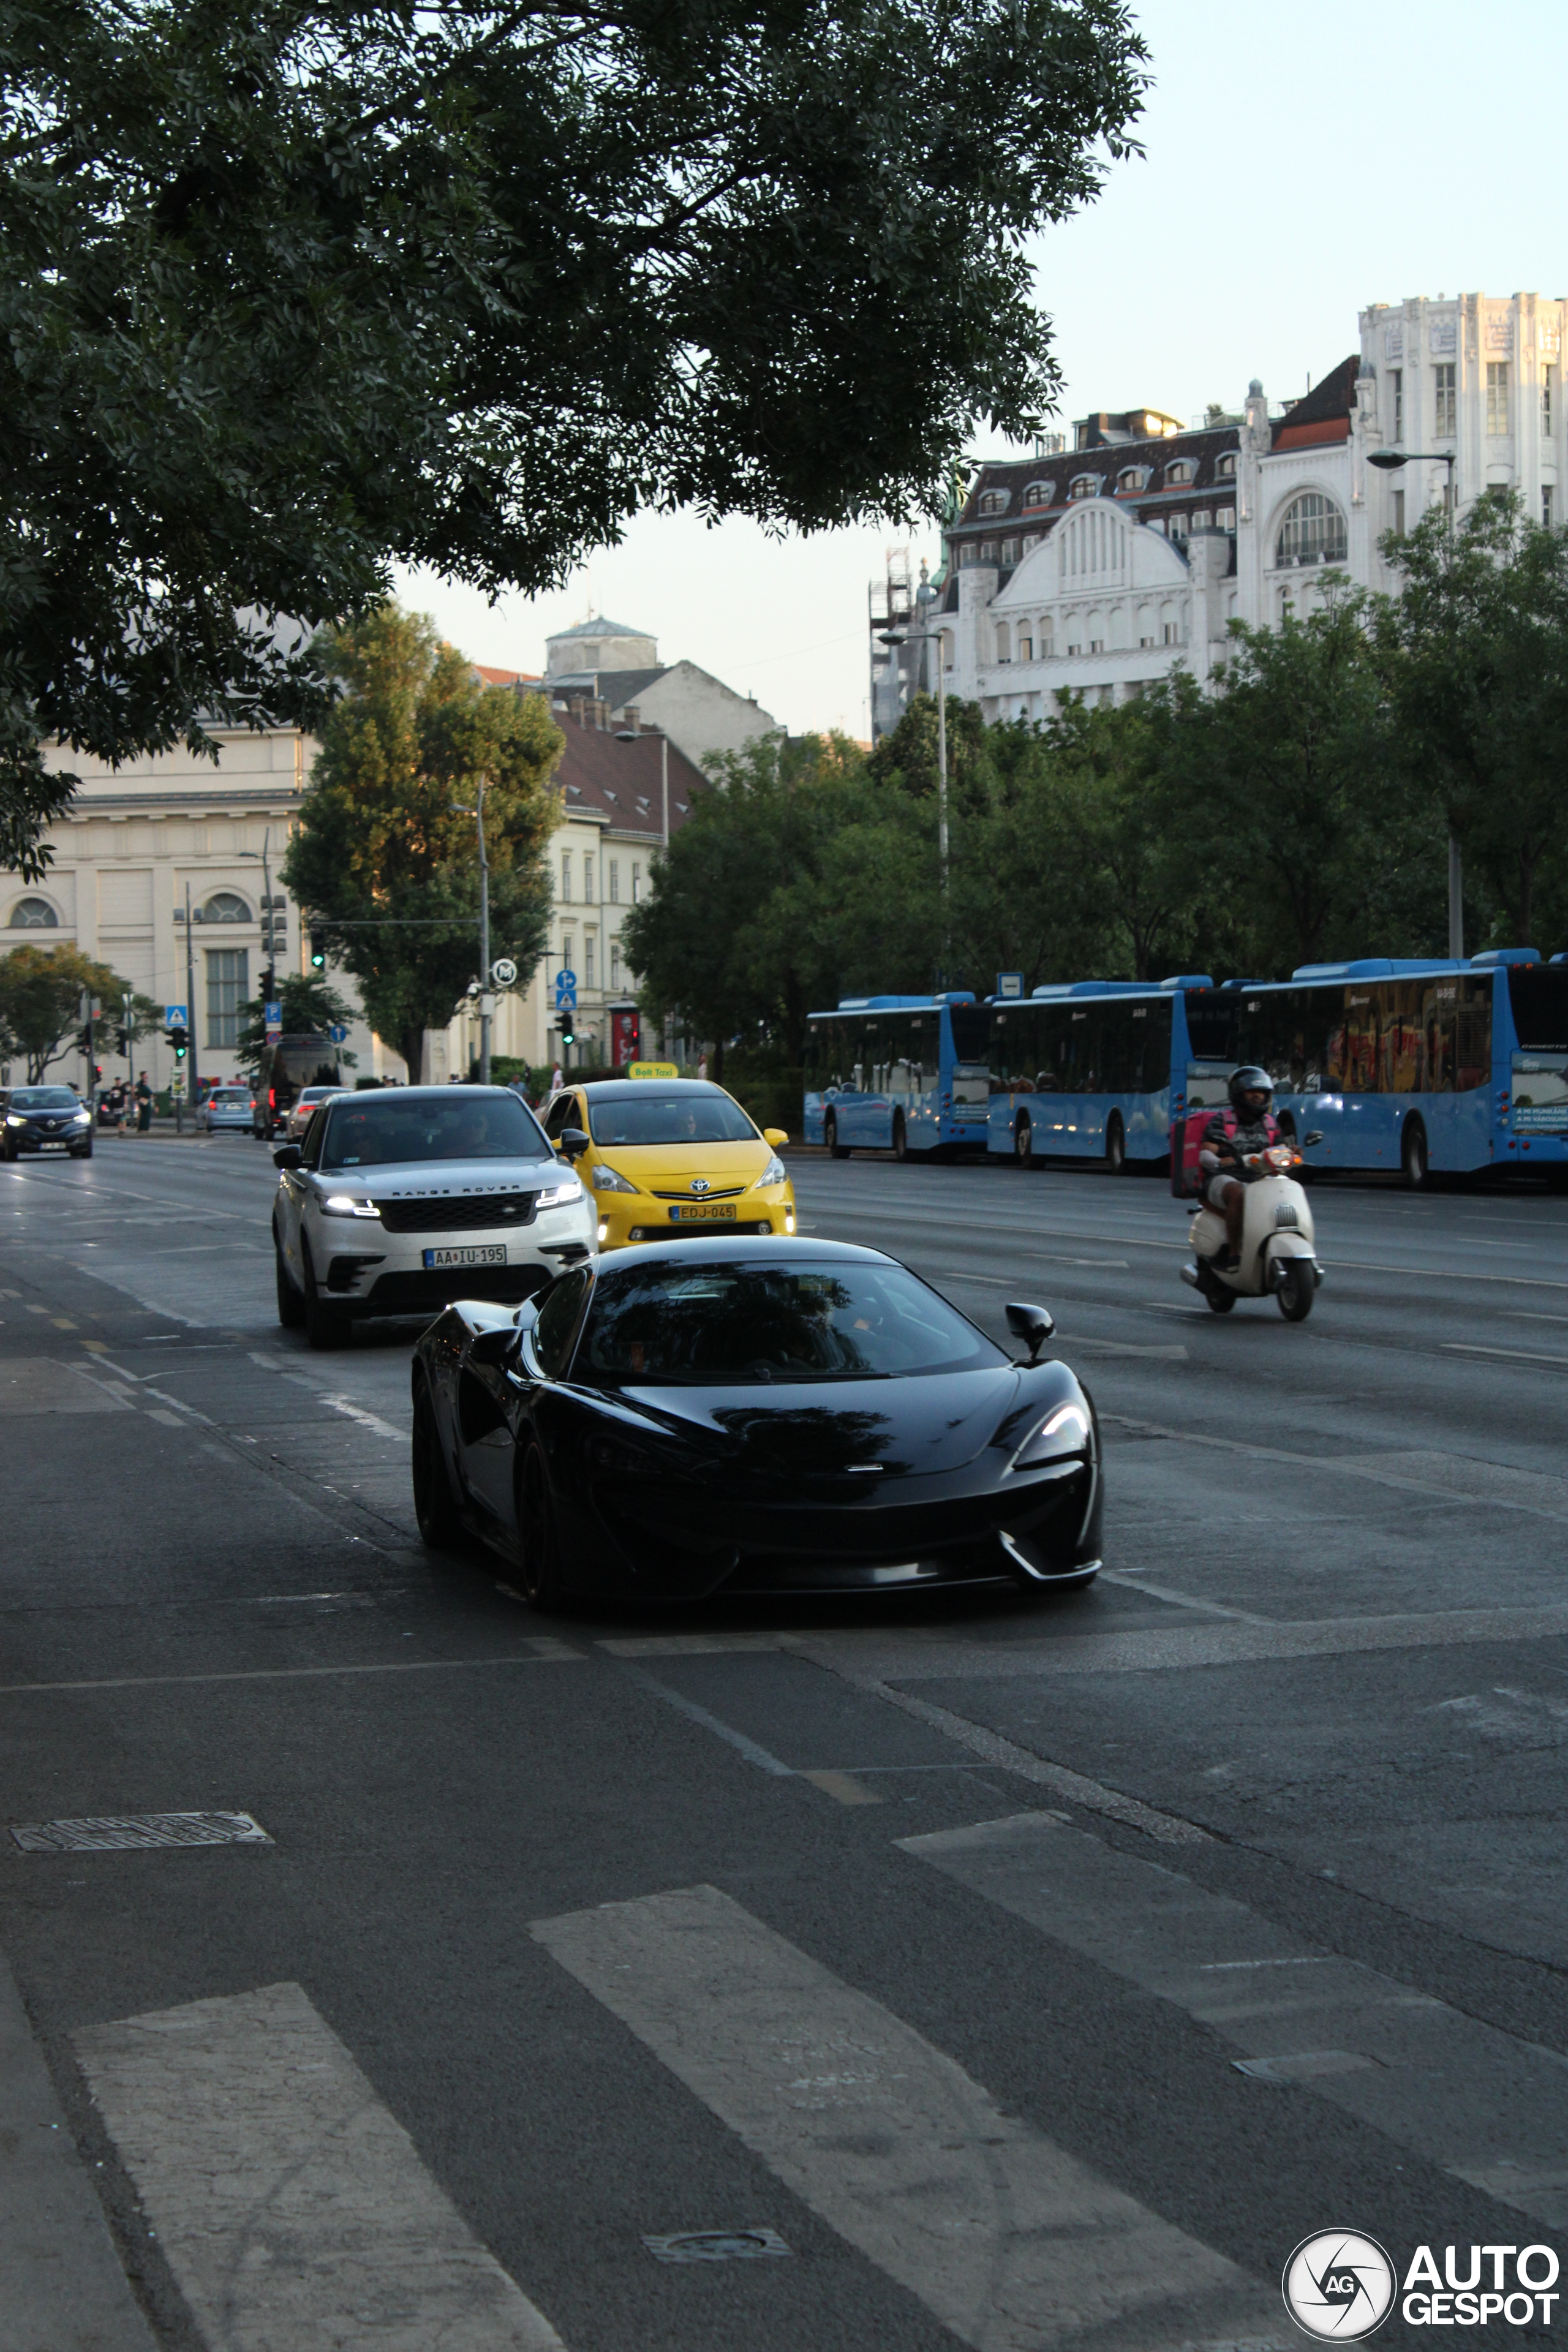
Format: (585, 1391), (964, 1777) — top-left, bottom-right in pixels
(77, 1981), (568, 2352)
(533, 1885), (1277, 2352)
(799, 1769), (883, 1805)
(0, 1649), (581, 1697)
(320, 1392), (407, 1442)
(901, 1810), (1568, 2227)
(618, 1665), (796, 1775)
(1444, 1341), (1568, 1369)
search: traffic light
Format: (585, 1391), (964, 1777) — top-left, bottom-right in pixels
(309, 927), (326, 970)
(559, 1012), (576, 1046)
(116, 1024), (130, 1054)
(167, 1023), (189, 1061)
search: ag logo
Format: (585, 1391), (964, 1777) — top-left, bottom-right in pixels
(1283, 2233), (1395, 2340)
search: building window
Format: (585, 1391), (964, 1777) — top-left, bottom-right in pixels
(1168, 513), (1189, 545)
(1089, 638), (1105, 654)
(1392, 489), (1406, 538)
(1274, 490), (1348, 567)
(1139, 635), (1155, 649)
(1216, 506), (1236, 532)
(560, 852), (571, 902)
(1544, 366), (1555, 437)
(1066, 643), (1080, 655)
(980, 542), (997, 562)
(1068, 475), (1099, 500)
(631, 864), (642, 903)
(1164, 459), (1196, 486)
(562, 936), (574, 977)
(610, 944), (622, 991)
(1215, 453), (1237, 479)
(1487, 361), (1510, 435)
(977, 489), (1010, 517)
(206, 949), (248, 1049)
(1162, 622), (1179, 645)
(959, 543), (976, 567)
(1544, 487), (1555, 530)
(7, 895), (58, 928)
(1000, 539), (1018, 565)
(993, 622), (1011, 662)
(1391, 368), (1403, 443)
(608, 860), (619, 903)
(1022, 480), (1054, 508)
(202, 891), (251, 924)
(1018, 635), (1032, 660)
(1040, 634), (1054, 657)
(585, 937), (595, 988)
(1116, 466), (1150, 493)
(1434, 362), (1457, 437)
(583, 857), (595, 903)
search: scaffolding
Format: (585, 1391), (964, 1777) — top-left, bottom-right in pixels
(867, 548), (918, 743)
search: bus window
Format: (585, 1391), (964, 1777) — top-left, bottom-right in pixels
(1382, 982), (1425, 1094)
(1344, 992), (1380, 1091)
(1422, 982), (1456, 1093)
(1509, 966), (1568, 1053)
(1455, 979), (1491, 1092)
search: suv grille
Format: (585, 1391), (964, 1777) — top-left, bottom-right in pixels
(373, 1191), (540, 1234)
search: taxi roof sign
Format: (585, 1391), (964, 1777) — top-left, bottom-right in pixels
(627, 1060), (680, 1080)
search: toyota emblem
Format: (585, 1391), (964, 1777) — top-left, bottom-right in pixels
(690, 1178), (710, 1194)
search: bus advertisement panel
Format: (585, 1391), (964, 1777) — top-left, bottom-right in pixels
(986, 979), (1213, 1172)
(802, 995), (993, 1158)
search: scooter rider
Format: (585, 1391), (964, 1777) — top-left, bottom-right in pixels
(1200, 1067), (1281, 1272)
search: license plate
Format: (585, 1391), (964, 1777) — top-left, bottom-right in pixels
(423, 1245), (507, 1268)
(668, 1204), (736, 1222)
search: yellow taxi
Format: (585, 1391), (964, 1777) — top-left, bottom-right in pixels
(540, 1071), (796, 1251)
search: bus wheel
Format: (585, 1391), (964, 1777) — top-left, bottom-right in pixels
(824, 1113), (850, 1161)
(1401, 1118), (1428, 1189)
(891, 1113), (908, 1162)
(1014, 1116), (1035, 1170)
(1105, 1115), (1126, 1174)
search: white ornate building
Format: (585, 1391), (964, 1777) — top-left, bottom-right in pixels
(923, 292), (1566, 722)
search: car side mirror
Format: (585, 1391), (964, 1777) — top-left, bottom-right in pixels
(1005, 1301), (1055, 1364)
(763, 1127), (789, 1148)
(1303, 1129), (1324, 1147)
(557, 1128), (590, 1159)
(272, 1144), (301, 1170)
(469, 1322), (520, 1368)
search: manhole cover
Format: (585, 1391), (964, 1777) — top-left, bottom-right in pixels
(643, 2229), (793, 2265)
(10, 1811), (271, 1853)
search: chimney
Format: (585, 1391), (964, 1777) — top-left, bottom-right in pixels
(624, 706), (640, 735)
(594, 697), (610, 730)
(570, 695), (587, 726)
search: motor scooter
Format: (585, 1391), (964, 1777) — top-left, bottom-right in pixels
(1180, 1138), (1324, 1320)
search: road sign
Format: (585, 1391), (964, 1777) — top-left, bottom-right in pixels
(170, 1075), (186, 1099)
(554, 968), (577, 1011)
(491, 956), (518, 987)
(165, 1003), (188, 1027)
(328, 1023), (348, 1044)
(997, 971), (1024, 999)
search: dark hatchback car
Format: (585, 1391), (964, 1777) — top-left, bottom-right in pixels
(411, 1236), (1102, 1608)
(2, 1084), (94, 1160)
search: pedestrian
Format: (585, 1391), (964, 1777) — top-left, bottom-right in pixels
(134, 1070), (153, 1134)
(111, 1079), (128, 1137)
(550, 1061), (564, 1093)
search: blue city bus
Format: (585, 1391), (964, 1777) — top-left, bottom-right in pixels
(986, 977), (1217, 1172)
(1185, 950), (1568, 1186)
(802, 994), (995, 1158)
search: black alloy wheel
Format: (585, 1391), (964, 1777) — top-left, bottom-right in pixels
(824, 1113), (849, 1161)
(1014, 1115), (1035, 1169)
(1277, 1262), (1315, 1321)
(1401, 1118), (1428, 1190)
(1104, 1115), (1126, 1175)
(412, 1374), (466, 1551)
(70, 1142), (92, 1159)
(274, 1238), (306, 1329)
(516, 1445), (566, 1610)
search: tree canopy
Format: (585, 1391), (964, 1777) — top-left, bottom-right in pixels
(1, 0), (1148, 864)
(0, 941), (157, 1080)
(282, 605), (560, 1082)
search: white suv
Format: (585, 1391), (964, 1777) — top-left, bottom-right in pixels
(272, 1085), (595, 1348)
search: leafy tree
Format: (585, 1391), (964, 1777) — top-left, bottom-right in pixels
(234, 973), (360, 1085)
(0, 943), (156, 1080)
(1, 0), (1148, 866)
(283, 606), (560, 1083)
(1377, 495), (1568, 948)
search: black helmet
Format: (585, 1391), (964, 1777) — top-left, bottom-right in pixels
(1228, 1065), (1273, 1114)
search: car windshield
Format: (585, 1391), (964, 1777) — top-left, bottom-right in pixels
(578, 1260), (1002, 1384)
(12, 1088), (80, 1110)
(214, 1089), (250, 1102)
(587, 1089), (756, 1147)
(320, 1092), (551, 1168)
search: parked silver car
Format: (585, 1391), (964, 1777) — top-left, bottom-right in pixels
(271, 1085), (596, 1348)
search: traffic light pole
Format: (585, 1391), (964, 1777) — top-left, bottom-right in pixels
(180, 880), (200, 1128)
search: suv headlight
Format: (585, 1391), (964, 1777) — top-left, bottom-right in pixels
(592, 1163), (638, 1194)
(758, 1153), (787, 1188)
(537, 1177), (582, 1208)
(74, 1110), (92, 1125)
(5, 1114), (24, 1127)
(321, 1193), (380, 1218)
(1009, 1400), (1092, 1470)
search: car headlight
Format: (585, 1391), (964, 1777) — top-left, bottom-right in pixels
(5, 1114), (23, 1127)
(758, 1153), (787, 1188)
(537, 1177), (582, 1208)
(1009, 1400), (1093, 1470)
(73, 1111), (92, 1125)
(321, 1193), (380, 1218)
(592, 1163), (638, 1194)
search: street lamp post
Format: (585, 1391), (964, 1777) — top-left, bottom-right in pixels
(237, 832), (276, 1001)
(451, 786), (491, 1084)
(1369, 447), (1464, 959)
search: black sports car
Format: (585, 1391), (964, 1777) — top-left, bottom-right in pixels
(410, 1237), (1102, 1607)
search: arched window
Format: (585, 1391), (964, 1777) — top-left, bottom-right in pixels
(977, 489), (1011, 518)
(1274, 491), (1348, 568)
(1117, 466), (1150, 493)
(1022, 480), (1054, 509)
(8, 896), (58, 929)
(1068, 474), (1101, 501)
(1164, 459), (1196, 486)
(1215, 452), (1237, 479)
(202, 891), (252, 924)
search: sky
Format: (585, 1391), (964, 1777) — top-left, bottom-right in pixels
(399, 0), (1568, 742)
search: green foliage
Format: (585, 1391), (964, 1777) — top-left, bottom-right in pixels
(282, 606), (560, 1082)
(233, 972), (360, 1083)
(0, 0), (1148, 868)
(0, 942), (153, 1080)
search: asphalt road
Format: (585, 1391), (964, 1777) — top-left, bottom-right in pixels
(4, 1136), (1568, 2352)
